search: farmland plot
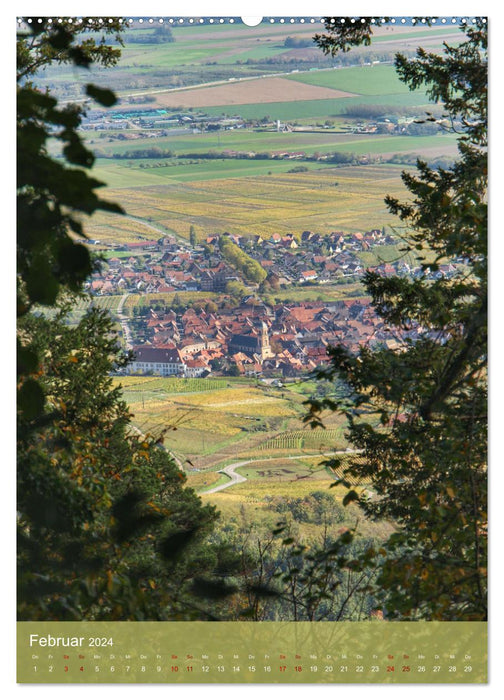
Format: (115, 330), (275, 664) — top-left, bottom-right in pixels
(87, 163), (412, 242)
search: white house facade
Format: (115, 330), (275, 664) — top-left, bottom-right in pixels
(130, 346), (187, 376)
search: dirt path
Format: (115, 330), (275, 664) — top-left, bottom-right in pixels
(123, 215), (189, 246)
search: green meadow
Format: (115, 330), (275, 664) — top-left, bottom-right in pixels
(287, 64), (414, 95)
(201, 91), (436, 121)
(89, 125), (457, 159)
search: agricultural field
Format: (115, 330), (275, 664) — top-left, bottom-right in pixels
(94, 155), (341, 185)
(230, 453), (369, 486)
(192, 448), (396, 544)
(87, 163), (416, 242)
(152, 63), (428, 115)
(69, 21), (459, 247)
(117, 376), (228, 395)
(255, 428), (348, 452)
(113, 373), (372, 529)
(112, 376), (348, 471)
(35, 295), (125, 324)
(87, 127), (368, 157)
(85, 286), (366, 313)
(44, 21), (456, 94)
(286, 63), (421, 95)
(88, 125), (457, 159)
(201, 90), (437, 121)
(84, 212), (171, 244)
(71, 295), (123, 312)
(233, 458), (334, 483)
(186, 470), (227, 492)
(123, 290), (221, 310)
(269, 283), (366, 304)
(147, 76), (357, 109)
(85, 84), (458, 242)
(77, 28), (459, 247)
(198, 466), (390, 542)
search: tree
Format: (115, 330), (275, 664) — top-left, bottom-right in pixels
(210, 358), (223, 372)
(128, 24), (175, 44)
(17, 19), (124, 310)
(189, 225), (198, 247)
(226, 362), (241, 377)
(16, 19), (234, 621)
(18, 307), (220, 620)
(219, 236), (267, 284)
(205, 300), (218, 314)
(201, 242), (213, 259)
(209, 511), (377, 622)
(307, 19), (487, 621)
(269, 337), (283, 355)
(225, 279), (248, 300)
(17, 18), (125, 421)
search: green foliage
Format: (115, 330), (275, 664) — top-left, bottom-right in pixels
(226, 362), (241, 377)
(209, 516), (379, 621)
(284, 36), (314, 49)
(314, 18), (385, 55)
(112, 147), (175, 160)
(308, 19), (487, 621)
(225, 279), (249, 300)
(16, 19), (235, 622)
(127, 25), (175, 44)
(17, 307), (220, 620)
(17, 19), (127, 426)
(17, 19), (126, 306)
(287, 165), (309, 173)
(273, 491), (346, 525)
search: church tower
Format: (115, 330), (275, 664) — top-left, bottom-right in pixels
(260, 321), (272, 360)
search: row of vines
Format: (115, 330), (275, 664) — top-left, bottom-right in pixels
(258, 429), (345, 451)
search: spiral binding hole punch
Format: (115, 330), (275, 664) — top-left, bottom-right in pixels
(17, 17), (485, 26)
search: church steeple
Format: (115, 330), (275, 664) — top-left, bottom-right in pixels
(261, 321), (271, 359)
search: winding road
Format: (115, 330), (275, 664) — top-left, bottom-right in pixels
(203, 450), (360, 494)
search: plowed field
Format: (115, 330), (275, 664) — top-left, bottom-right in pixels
(152, 76), (357, 108)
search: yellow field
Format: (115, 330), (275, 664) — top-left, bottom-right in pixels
(125, 387), (300, 443)
(181, 387), (298, 416)
(202, 477), (393, 541)
(123, 291), (220, 309)
(114, 381), (384, 538)
(86, 211), (162, 244)
(86, 164), (410, 242)
(185, 470), (223, 491)
(113, 377), (312, 467)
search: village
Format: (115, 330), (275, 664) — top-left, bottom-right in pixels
(84, 227), (461, 379)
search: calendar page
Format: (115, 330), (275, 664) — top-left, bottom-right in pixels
(16, 12), (488, 685)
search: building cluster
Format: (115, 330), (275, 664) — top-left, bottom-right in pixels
(84, 227), (415, 297)
(127, 297), (425, 378)
(81, 108), (245, 134)
(83, 229), (461, 379)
